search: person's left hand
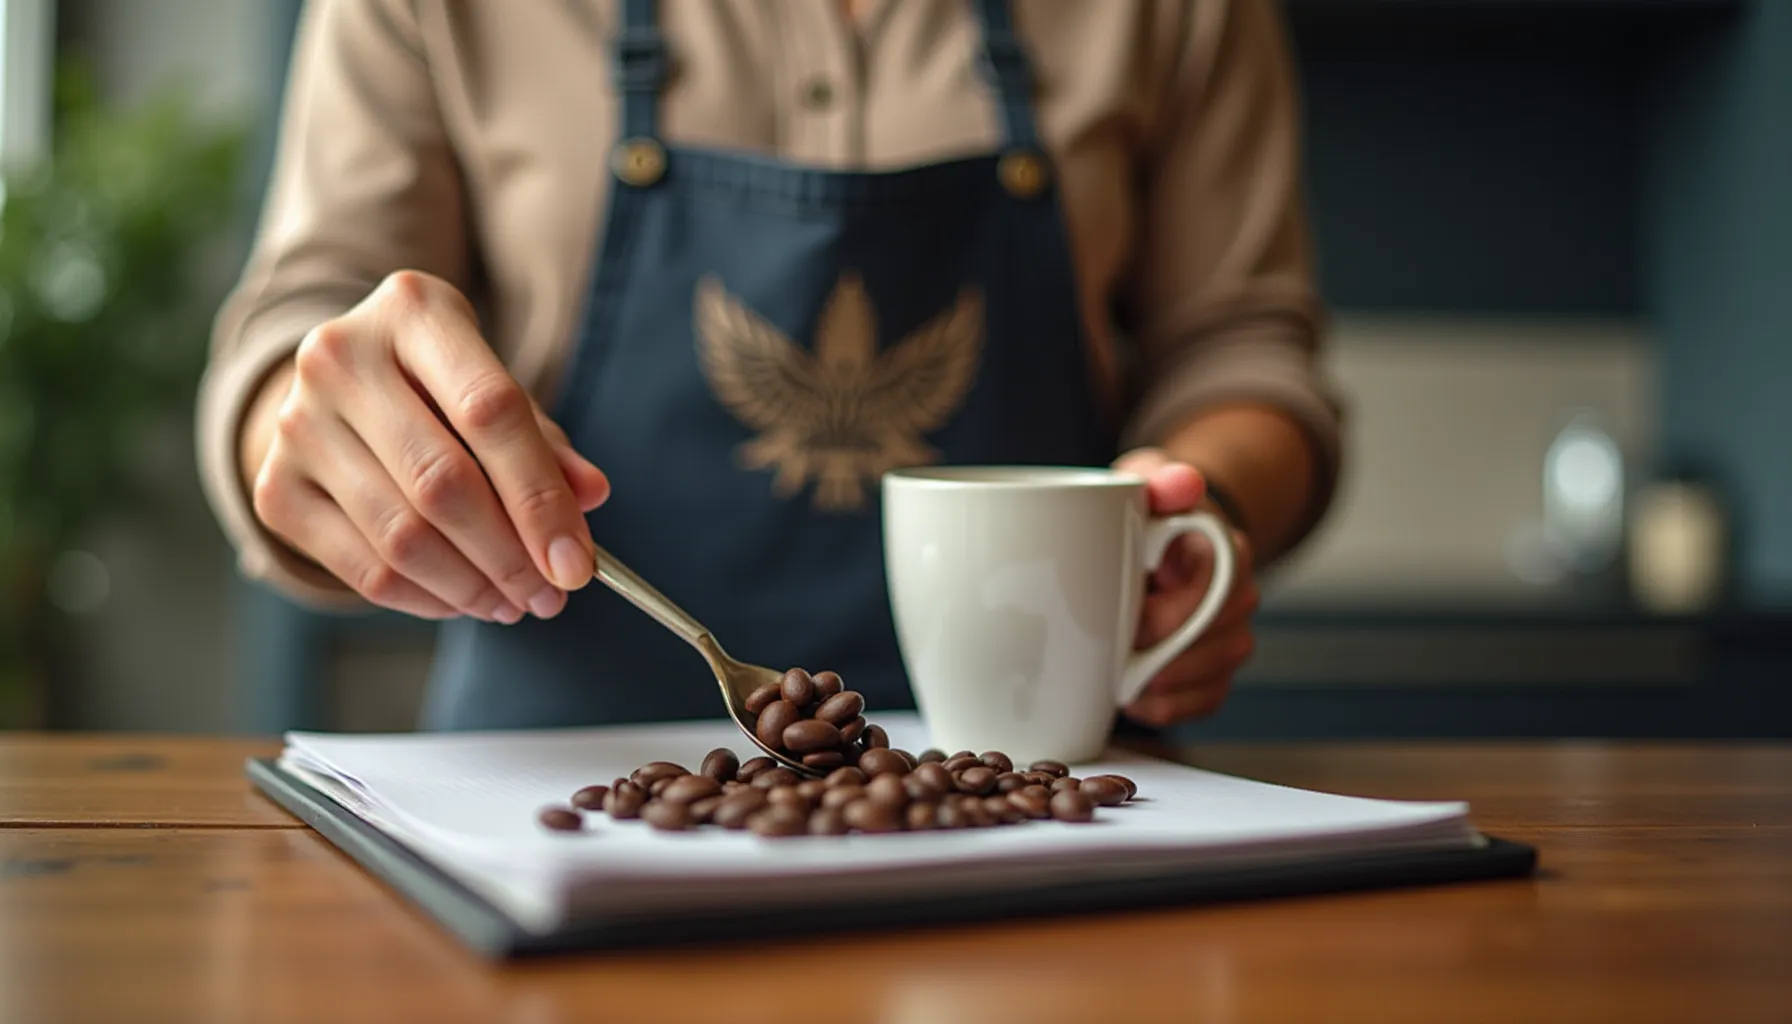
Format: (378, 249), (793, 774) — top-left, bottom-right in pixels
(1112, 448), (1260, 727)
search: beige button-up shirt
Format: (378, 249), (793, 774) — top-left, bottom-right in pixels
(199, 0), (1342, 607)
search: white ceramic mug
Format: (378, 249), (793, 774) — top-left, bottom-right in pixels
(881, 466), (1237, 764)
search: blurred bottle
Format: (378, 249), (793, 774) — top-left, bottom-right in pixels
(1543, 411), (1626, 578)
(1628, 467), (1728, 615)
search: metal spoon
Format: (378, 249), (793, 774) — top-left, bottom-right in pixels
(588, 544), (818, 777)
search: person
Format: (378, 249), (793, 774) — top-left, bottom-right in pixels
(198, 0), (1342, 733)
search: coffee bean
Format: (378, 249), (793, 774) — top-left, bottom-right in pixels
(651, 776), (680, 797)
(943, 754), (982, 773)
(1022, 771), (1057, 787)
(660, 775), (723, 804)
(755, 699), (800, 751)
(813, 670), (845, 700)
(863, 724), (890, 749)
(700, 748), (740, 782)
(802, 750), (847, 770)
(605, 786), (646, 819)
(737, 756), (775, 780)
(962, 798), (997, 828)
(825, 766), (867, 788)
(1051, 776), (1083, 794)
(780, 667), (817, 706)
(821, 785), (865, 810)
(951, 750), (976, 760)
(723, 780), (748, 792)
(752, 767), (800, 789)
(797, 779), (829, 801)
(744, 684), (782, 715)
(904, 774), (941, 801)
(1050, 789), (1096, 823)
(906, 802), (939, 830)
(1008, 786), (1052, 819)
(890, 749), (919, 771)
(912, 761), (954, 795)
(955, 766), (997, 795)
(808, 807), (849, 835)
(748, 806), (808, 837)
(858, 748), (908, 778)
(984, 795), (1024, 824)
(994, 772), (1028, 793)
(838, 716), (868, 744)
(641, 801), (691, 831)
(630, 761), (687, 788)
(538, 807), (582, 831)
(843, 799), (901, 833)
(918, 748), (948, 764)
(935, 800), (968, 829)
(783, 719), (843, 754)
(979, 751), (1014, 773)
(767, 786), (813, 811)
(689, 795), (725, 824)
(1080, 777), (1130, 807)
(866, 774), (909, 807)
(813, 690), (865, 726)
(570, 785), (609, 810)
(1028, 759), (1070, 778)
(712, 790), (768, 829)
(1093, 773), (1138, 800)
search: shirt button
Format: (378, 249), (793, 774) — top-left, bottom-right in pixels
(802, 78), (834, 110)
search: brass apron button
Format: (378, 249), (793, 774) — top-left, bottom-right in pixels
(997, 150), (1048, 199)
(612, 137), (667, 187)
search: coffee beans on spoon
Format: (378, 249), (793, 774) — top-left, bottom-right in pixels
(738, 668), (890, 769)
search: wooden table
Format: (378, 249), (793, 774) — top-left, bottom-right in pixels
(2, 736), (1787, 1023)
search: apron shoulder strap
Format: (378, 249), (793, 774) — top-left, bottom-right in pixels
(972, 0), (1043, 151)
(614, 0), (667, 140)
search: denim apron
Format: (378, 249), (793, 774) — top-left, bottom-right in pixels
(420, 0), (1116, 730)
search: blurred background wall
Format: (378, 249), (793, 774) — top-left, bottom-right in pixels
(5, 0), (1787, 738)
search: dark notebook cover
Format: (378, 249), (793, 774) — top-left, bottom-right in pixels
(247, 758), (1537, 959)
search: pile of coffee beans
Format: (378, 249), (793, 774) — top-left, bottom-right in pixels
(537, 745), (1139, 838)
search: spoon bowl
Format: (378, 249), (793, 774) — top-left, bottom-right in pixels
(589, 545), (820, 777)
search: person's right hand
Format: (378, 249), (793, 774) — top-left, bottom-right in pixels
(243, 270), (610, 623)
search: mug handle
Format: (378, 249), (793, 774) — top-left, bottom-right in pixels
(1114, 510), (1238, 706)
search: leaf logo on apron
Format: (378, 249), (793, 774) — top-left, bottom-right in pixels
(695, 272), (984, 511)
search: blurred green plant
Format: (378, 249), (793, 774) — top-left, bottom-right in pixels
(0, 61), (248, 727)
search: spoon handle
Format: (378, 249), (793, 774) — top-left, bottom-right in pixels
(589, 543), (709, 649)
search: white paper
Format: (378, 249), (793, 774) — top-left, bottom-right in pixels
(280, 713), (1475, 933)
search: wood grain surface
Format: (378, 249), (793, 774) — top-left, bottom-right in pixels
(0, 735), (289, 828)
(1, 737), (1787, 1024)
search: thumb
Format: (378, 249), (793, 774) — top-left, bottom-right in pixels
(1114, 446), (1206, 515)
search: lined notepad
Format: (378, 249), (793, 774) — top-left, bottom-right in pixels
(277, 713), (1481, 935)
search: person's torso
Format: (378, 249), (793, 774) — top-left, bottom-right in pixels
(407, 0), (1221, 413)
(419, 0), (1126, 730)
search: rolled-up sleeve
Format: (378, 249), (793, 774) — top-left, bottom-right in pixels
(196, 0), (468, 608)
(1119, 0), (1343, 549)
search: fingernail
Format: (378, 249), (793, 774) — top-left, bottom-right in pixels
(494, 603), (524, 625)
(529, 587), (565, 620)
(548, 536), (591, 590)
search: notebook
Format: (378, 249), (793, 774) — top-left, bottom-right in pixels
(247, 712), (1536, 957)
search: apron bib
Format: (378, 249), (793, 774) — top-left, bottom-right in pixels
(421, 0), (1116, 730)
